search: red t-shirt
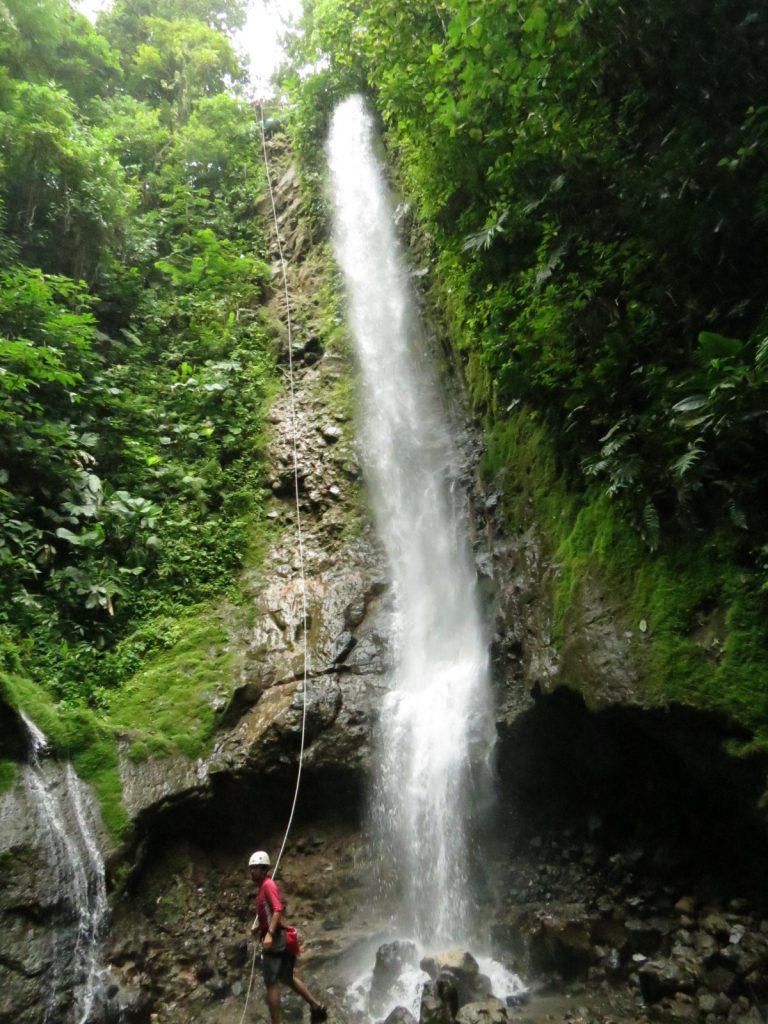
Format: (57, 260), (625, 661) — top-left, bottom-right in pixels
(256, 877), (284, 938)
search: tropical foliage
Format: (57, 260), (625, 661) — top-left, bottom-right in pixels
(0, 0), (277, 763)
(283, 0), (768, 738)
(286, 0), (768, 550)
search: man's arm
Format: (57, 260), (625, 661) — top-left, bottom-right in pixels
(262, 908), (283, 950)
(261, 878), (285, 949)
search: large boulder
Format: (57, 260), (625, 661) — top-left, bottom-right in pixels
(420, 950), (491, 1007)
(102, 972), (153, 1024)
(384, 1008), (418, 1024)
(455, 1000), (508, 1024)
(638, 958), (700, 1002)
(419, 977), (458, 1024)
(371, 941), (421, 1016)
(526, 913), (595, 977)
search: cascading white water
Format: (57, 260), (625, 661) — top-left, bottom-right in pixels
(327, 95), (496, 946)
(21, 714), (109, 1024)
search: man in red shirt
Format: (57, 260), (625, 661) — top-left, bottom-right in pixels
(249, 851), (328, 1024)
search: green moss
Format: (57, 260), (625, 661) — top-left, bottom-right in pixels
(482, 408), (768, 745)
(0, 758), (17, 794)
(0, 673), (57, 737)
(0, 672), (129, 837)
(71, 731), (130, 837)
(325, 373), (355, 424)
(0, 850), (15, 873)
(105, 605), (236, 763)
(1, 603), (242, 829)
(243, 507), (280, 571)
(317, 276), (351, 356)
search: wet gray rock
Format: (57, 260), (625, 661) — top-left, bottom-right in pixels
(729, 1008), (764, 1024)
(371, 941), (420, 1016)
(455, 999), (508, 1024)
(702, 915), (732, 940)
(639, 959), (699, 1002)
(650, 992), (699, 1023)
(321, 424), (342, 443)
(714, 994), (734, 1016)
(225, 939), (248, 967)
(699, 992), (719, 1015)
(102, 974), (153, 1024)
(420, 951), (490, 1007)
(675, 897), (698, 916)
(421, 950), (480, 983)
(489, 520), (642, 717)
(705, 964), (739, 995)
(385, 1008), (419, 1024)
(420, 977), (459, 1024)
(527, 913), (595, 976)
(720, 943), (762, 977)
(217, 680), (266, 728)
(625, 917), (672, 957)
(119, 745), (209, 819)
(695, 931), (720, 960)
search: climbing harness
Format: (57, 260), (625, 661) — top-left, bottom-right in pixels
(238, 103), (312, 1024)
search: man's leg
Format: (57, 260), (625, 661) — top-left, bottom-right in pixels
(265, 981), (282, 1024)
(289, 976), (327, 1019)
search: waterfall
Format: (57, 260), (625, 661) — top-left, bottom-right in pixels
(327, 95), (496, 946)
(20, 714), (109, 1024)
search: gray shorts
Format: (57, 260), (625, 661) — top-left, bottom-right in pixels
(262, 951), (294, 986)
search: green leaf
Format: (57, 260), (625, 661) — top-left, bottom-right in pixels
(698, 331), (743, 361)
(672, 395), (709, 414)
(55, 527), (84, 545)
(670, 441), (705, 478)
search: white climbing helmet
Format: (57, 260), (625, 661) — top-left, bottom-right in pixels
(249, 850), (271, 867)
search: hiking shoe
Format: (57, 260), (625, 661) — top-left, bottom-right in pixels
(310, 1006), (328, 1023)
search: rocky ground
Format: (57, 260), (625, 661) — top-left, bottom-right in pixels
(102, 811), (768, 1024)
(489, 823), (768, 1024)
(106, 821), (375, 1024)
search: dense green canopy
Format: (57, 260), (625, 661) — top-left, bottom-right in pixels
(0, 0), (274, 707)
(287, 0), (768, 549)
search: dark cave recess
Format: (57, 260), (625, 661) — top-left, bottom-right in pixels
(495, 687), (768, 904)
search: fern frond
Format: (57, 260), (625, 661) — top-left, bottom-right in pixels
(670, 440), (705, 479)
(728, 500), (747, 530)
(642, 501), (660, 551)
(461, 210), (508, 252)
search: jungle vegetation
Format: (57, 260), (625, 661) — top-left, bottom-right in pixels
(2, 0), (768, 830)
(283, 0), (768, 741)
(0, 0), (277, 823)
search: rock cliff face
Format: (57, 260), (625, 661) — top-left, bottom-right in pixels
(3, 136), (768, 1024)
(485, 520), (640, 716)
(115, 336), (393, 836)
(0, 734), (110, 1024)
(474, 490), (768, 889)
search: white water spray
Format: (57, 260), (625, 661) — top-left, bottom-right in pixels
(327, 95), (496, 946)
(21, 714), (109, 1024)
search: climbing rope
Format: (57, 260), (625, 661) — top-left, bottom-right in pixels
(238, 103), (312, 1024)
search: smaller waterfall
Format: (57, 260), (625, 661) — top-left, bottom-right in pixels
(21, 714), (109, 1024)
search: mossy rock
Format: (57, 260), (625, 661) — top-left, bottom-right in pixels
(482, 409), (768, 747)
(0, 672), (129, 838)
